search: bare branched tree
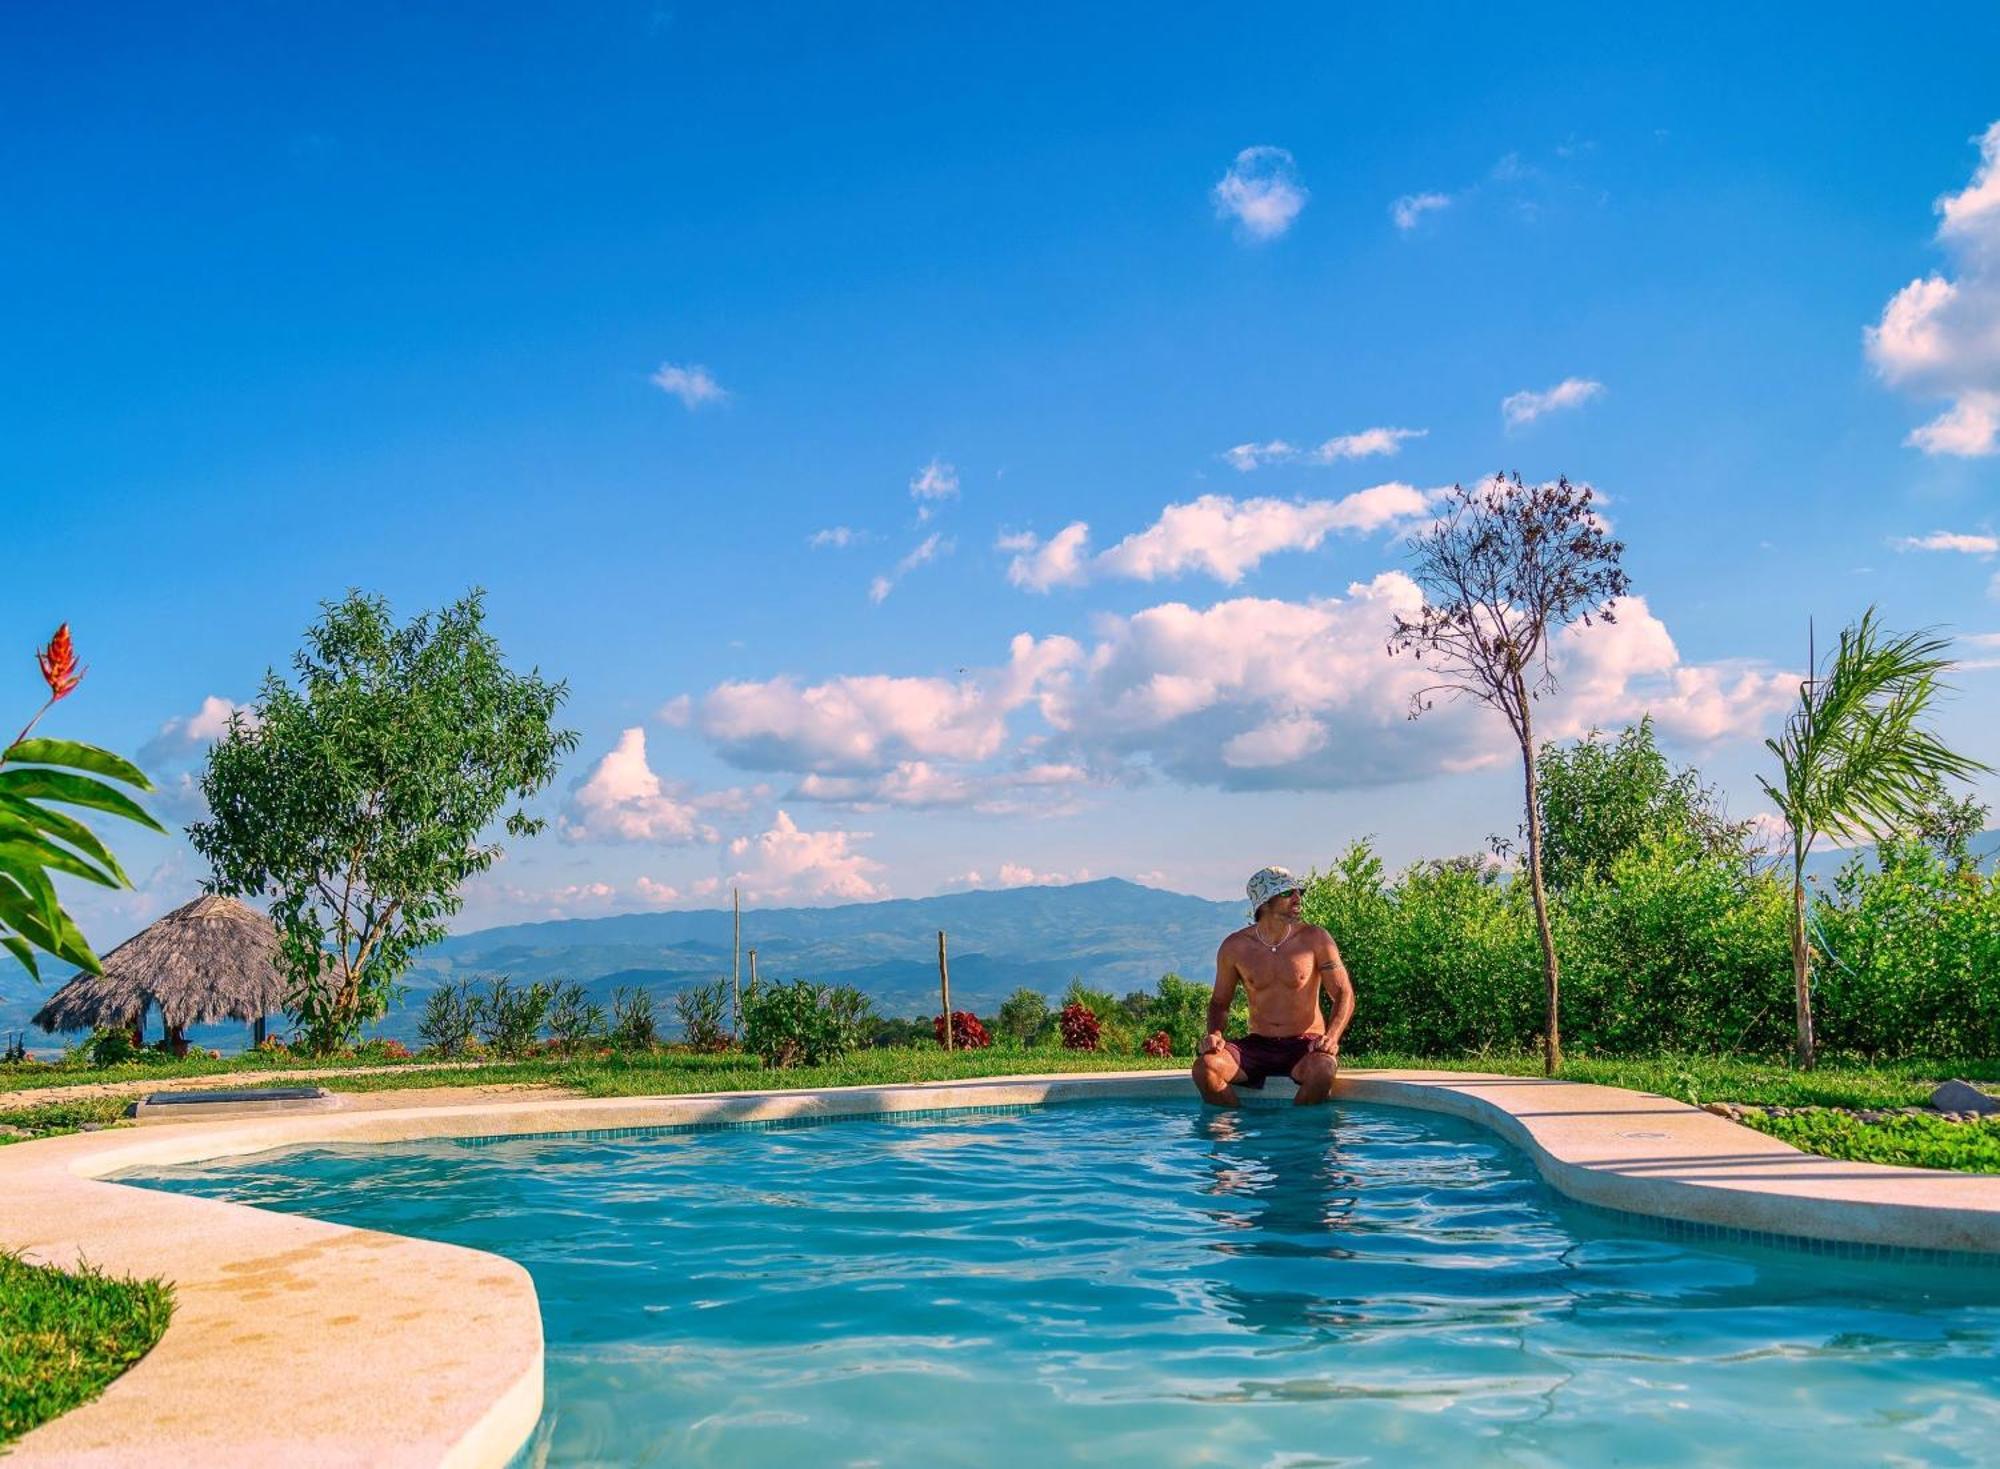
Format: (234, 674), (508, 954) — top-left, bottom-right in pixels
(1388, 474), (1630, 1075)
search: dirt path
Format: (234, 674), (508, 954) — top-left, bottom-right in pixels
(1, 1060), (504, 1106)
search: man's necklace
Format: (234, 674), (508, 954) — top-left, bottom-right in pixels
(1254, 922), (1294, 952)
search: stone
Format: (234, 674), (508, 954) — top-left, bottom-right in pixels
(1931, 1080), (2000, 1117)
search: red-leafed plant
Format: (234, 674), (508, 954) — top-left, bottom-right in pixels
(934, 1010), (991, 1049)
(1143, 1030), (1173, 1057)
(1059, 1000), (1101, 1052)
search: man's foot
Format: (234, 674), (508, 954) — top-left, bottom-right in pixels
(1290, 1052), (1338, 1106)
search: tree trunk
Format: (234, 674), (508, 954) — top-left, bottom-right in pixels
(1791, 847), (1815, 1069)
(1518, 698), (1561, 1076)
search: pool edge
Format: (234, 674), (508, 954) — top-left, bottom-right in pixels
(6, 1066), (2000, 1465)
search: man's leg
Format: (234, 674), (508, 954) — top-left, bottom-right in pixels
(1290, 1051), (1338, 1106)
(1193, 1050), (1245, 1107)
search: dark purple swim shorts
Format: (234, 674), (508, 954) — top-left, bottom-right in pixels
(1222, 1033), (1321, 1089)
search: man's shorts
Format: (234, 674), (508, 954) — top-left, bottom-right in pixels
(1221, 1033), (1325, 1089)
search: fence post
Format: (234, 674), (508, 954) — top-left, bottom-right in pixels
(732, 887), (742, 1038)
(938, 929), (953, 1050)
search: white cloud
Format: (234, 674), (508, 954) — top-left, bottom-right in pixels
(559, 728), (721, 845)
(140, 695), (255, 769)
(1212, 146), (1308, 242)
(1034, 582), (1792, 792)
(727, 810), (886, 902)
(868, 532), (952, 603)
(1501, 377), (1605, 427)
(1391, 192), (1451, 231)
(809, 526), (865, 549)
(691, 632), (1081, 775)
(1867, 121), (2000, 456)
(1893, 531), (1999, 554)
(909, 458), (960, 501)
(1000, 521), (1092, 591)
(943, 862), (1093, 891)
(650, 362), (728, 409)
(634, 876), (681, 908)
(1224, 428), (1425, 471)
(789, 759), (1089, 813)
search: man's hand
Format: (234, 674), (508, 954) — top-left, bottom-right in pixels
(1310, 1031), (1340, 1058)
(1198, 1030), (1228, 1057)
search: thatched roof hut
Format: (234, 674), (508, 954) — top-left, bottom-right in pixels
(32, 894), (289, 1037)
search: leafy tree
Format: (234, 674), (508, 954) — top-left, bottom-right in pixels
(1389, 474), (1630, 1074)
(743, 979), (872, 1068)
(190, 590), (576, 1052)
(1534, 718), (1751, 890)
(1894, 778), (1991, 874)
(1760, 609), (1989, 1067)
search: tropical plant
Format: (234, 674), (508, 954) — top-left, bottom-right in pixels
(933, 1010), (991, 1049)
(994, 987), (1050, 1046)
(1143, 1030), (1174, 1057)
(189, 590), (577, 1052)
(417, 979), (479, 1057)
(672, 980), (732, 1052)
(610, 986), (660, 1052)
(1058, 1000), (1101, 1051)
(1, 625), (164, 978)
(1389, 473), (1631, 1074)
(1759, 610), (1990, 1067)
(545, 980), (607, 1055)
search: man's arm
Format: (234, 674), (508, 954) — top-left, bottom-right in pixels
(1198, 943), (1238, 1054)
(1312, 933), (1354, 1055)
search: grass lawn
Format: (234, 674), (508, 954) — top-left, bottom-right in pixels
(4, 1045), (1998, 1171)
(0, 1253), (172, 1448)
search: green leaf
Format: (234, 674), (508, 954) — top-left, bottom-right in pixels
(0, 836), (119, 889)
(0, 768), (166, 835)
(2, 737), (155, 789)
(0, 876), (98, 973)
(0, 930), (38, 978)
(0, 792), (131, 887)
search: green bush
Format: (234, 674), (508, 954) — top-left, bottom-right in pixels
(417, 980), (479, 1057)
(474, 976), (549, 1059)
(84, 1027), (140, 1068)
(994, 988), (1050, 1046)
(609, 987), (659, 1052)
(545, 980), (607, 1055)
(671, 980), (732, 1052)
(743, 980), (872, 1068)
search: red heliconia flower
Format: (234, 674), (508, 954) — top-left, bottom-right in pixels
(36, 624), (85, 702)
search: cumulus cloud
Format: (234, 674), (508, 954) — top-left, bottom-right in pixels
(1501, 377), (1605, 427)
(560, 728), (721, 845)
(1032, 581), (1792, 792)
(1223, 427), (1425, 471)
(139, 695), (255, 769)
(690, 632), (1081, 775)
(868, 532), (952, 604)
(1391, 192), (1451, 230)
(1893, 531), (1999, 554)
(809, 526), (865, 549)
(650, 362), (728, 409)
(999, 521), (1092, 591)
(789, 759), (1089, 813)
(1867, 121), (2000, 456)
(727, 811), (886, 902)
(1212, 146), (1308, 241)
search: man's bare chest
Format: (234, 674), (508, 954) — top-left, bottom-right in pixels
(1236, 943), (1315, 993)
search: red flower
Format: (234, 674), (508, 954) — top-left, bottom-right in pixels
(36, 624), (84, 702)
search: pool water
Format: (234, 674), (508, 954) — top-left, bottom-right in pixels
(126, 1099), (2000, 1466)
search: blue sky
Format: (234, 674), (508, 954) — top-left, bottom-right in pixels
(7, 3), (2000, 939)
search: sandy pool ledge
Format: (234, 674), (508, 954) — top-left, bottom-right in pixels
(6, 1067), (2000, 1467)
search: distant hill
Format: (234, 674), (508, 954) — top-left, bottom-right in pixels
(2, 878), (1245, 1054)
(1798, 828), (2000, 884)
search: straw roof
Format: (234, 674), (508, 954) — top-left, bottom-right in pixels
(32, 894), (290, 1033)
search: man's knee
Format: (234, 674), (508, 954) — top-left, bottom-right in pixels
(1293, 1052), (1338, 1089)
(1192, 1053), (1234, 1090)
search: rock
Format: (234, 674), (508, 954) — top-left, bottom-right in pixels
(1930, 1080), (2000, 1117)
(0, 1124), (30, 1140)
(1702, 1102), (1736, 1118)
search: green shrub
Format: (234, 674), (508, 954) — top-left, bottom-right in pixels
(994, 988), (1050, 1046)
(671, 980), (732, 1052)
(743, 979), (871, 1068)
(417, 980), (479, 1057)
(85, 1027), (140, 1068)
(609, 987), (659, 1052)
(545, 980), (607, 1055)
(474, 976), (549, 1059)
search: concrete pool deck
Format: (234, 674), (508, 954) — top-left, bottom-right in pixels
(5, 1066), (2000, 1467)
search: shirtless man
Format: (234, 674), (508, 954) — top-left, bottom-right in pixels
(1192, 866), (1355, 1107)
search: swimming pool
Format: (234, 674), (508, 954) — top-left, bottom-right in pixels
(126, 1098), (2000, 1466)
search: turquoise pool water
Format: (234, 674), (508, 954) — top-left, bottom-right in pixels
(126, 1099), (2000, 1466)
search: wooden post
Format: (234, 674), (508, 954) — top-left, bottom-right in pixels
(253, 1015), (267, 1048)
(938, 929), (953, 1051)
(732, 887), (743, 1037)
(748, 947), (759, 996)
